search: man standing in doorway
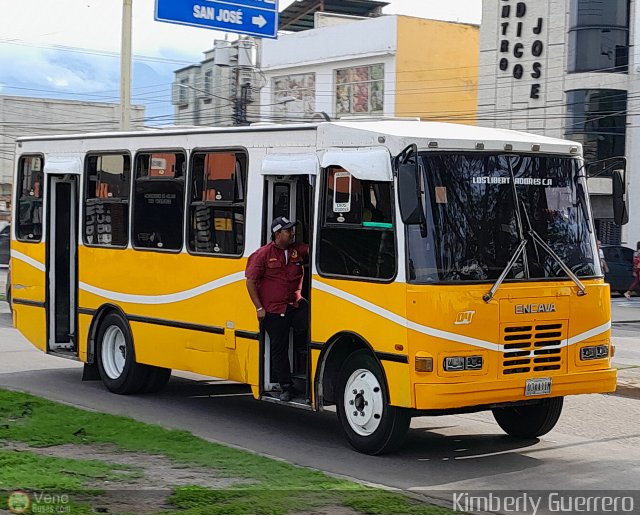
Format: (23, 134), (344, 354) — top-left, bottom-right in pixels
(245, 217), (309, 402)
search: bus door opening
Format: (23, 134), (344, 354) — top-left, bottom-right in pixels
(47, 174), (78, 354)
(261, 174), (313, 403)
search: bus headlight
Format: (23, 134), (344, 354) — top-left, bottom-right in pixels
(443, 356), (483, 371)
(580, 345), (609, 360)
(465, 356), (484, 370)
(444, 357), (465, 371)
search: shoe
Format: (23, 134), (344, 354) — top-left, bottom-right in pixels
(624, 292), (632, 299)
(279, 389), (292, 402)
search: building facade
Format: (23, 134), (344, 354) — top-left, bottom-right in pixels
(172, 39), (260, 127)
(478, 0), (638, 246)
(0, 96), (144, 222)
(173, 13), (479, 126)
(260, 14), (479, 124)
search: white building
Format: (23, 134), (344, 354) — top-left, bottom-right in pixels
(0, 95), (144, 221)
(174, 11), (479, 126)
(478, 0), (638, 246)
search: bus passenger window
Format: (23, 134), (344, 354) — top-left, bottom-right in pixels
(84, 153), (130, 248)
(188, 151), (247, 256)
(318, 167), (396, 280)
(16, 155), (44, 242)
(132, 152), (186, 252)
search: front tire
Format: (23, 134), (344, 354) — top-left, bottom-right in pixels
(96, 312), (149, 394)
(492, 397), (563, 438)
(336, 349), (410, 455)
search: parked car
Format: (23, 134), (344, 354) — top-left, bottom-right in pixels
(602, 245), (639, 294)
(0, 224), (9, 266)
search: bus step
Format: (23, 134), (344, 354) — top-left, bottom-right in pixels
(259, 395), (313, 410)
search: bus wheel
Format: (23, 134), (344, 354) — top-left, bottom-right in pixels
(96, 312), (149, 395)
(492, 397), (563, 438)
(141, 366), (172, 393)
(336, 349), (410, 455)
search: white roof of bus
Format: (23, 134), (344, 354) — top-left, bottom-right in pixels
(16, 120), (582, 156)
(318, 121), (582, 156)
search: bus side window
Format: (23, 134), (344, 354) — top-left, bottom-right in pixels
(132, 151), (186, 252)
(16, 155), (44, 243)
(188, 151), (247, 256)
(318, 167), (396, 280)
(84, 153), (130, 248)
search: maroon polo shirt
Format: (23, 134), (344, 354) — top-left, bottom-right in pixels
(245, 241), (309, 314)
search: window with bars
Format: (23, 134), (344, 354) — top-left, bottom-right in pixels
(84, 153), (130, 248)
(188, 150), (247, 257)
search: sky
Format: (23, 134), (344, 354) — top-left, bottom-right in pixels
(0, 0), (482, 125)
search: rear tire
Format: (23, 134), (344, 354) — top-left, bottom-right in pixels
(96, 312), (149, 394)
(336, 349), (410, 455)
(492, 397), (563, 438)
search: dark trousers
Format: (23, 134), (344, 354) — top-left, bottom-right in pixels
(263, 300), (308, 386)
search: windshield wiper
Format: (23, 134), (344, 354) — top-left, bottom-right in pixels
(527, 229), (587, 296)
(518, 198), (588, 297)
(483, 158), (587, 303)
(483, 159), (528, 303)
(483, 239), (529, 302)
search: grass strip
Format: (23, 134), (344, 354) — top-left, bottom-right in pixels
(0, 388), (452, 514)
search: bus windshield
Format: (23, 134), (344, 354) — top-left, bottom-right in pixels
(406, 153), (599, 284)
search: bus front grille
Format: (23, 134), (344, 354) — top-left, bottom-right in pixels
(501, 322), (566, 375)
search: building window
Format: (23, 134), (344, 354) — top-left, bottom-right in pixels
(132, 151), (186, 252)
(272, 73), (316, 119)
(568, 0), (629, 73)
(335, 64), (384, 117)
(84, 153), (130, 247)
(318, 167), (396, 280)
(188, 151), (247, 256)
(203, 70), (213, 102)
(565, 89), (627, 164)
(16, 155), (44, 242)
(179, 78), (189, 104)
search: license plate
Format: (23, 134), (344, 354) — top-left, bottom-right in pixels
(525, 378), (552, 396)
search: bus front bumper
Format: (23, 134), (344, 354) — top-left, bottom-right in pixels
(414, 368), (617, 411)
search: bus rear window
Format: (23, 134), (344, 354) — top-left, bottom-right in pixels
(16, 155), (44, 242)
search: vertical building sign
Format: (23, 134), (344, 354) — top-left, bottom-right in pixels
(498, 1), (545, 99)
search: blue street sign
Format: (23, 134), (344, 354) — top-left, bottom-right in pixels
(155, 0), (279, 39)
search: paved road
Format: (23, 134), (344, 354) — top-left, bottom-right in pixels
(1, 305), (639, 500)
(611, 295), (640, 323)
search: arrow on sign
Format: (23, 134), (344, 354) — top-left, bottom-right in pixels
(252, 15), (267, 28)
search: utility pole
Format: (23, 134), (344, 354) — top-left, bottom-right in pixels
(120, 0), (133, 130)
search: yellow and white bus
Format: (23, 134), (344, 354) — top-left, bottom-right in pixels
(10, 120), (625, 454)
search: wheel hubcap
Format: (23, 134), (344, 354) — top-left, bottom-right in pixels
(101, 326), (126, 380)
(344, 368), (384, 436)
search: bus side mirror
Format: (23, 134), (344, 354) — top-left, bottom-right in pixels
(396, 145), (426, 227)
(612, 168), (629, 226)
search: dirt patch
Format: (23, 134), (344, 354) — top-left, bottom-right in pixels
(3, 442), (250, 513)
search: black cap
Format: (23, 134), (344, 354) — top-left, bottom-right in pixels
(271, 216), (296, 233)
